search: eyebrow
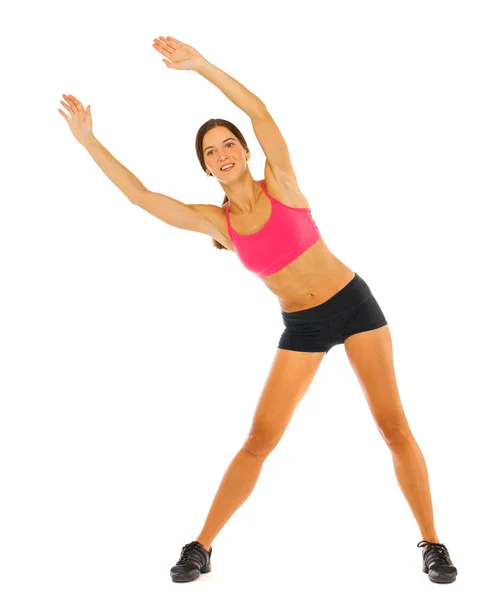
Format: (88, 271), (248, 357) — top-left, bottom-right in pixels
(204, 138), (236, 153)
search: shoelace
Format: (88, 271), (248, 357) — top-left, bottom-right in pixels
(417, 540), (452, 565)
(177, 542), (205, 565)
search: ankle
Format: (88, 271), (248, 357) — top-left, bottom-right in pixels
(195, 539), (211, 552)
(421, 540), (440, 552)
(421, 535), (440, 544)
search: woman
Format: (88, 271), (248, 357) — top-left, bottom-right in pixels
(58, 35), (457, 585)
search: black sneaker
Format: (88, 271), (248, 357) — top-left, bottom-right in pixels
(417, 540), (457, 583)
(170, 541), (212, 583)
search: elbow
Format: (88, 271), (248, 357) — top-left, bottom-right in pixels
(249, 101), (269, 120)
(129, 188), (148, 206)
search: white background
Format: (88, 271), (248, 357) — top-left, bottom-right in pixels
(1, 1), (482, 598)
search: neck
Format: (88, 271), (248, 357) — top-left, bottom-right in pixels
(222, 175), (261, 214)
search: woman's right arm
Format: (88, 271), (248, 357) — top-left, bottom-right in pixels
(59, 94), (218, 237)
(83, 135), (147, 205)
(84, 137), (220, 235)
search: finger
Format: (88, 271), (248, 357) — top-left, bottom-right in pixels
(153, 38), (173, 55)
(68, 94), (83, 107)
(58, 108), (70, 120)
(62, 94), (74, 106)
(66, 94), (84, 114)
(62, 94), (79, 114)
(162, 37), (179, 51)
(166, 36), (183, 47)
(153, 45), (172, 60)
(60, 100), (74, 115)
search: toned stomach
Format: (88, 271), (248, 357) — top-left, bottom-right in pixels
(220, 230), (355, 312)
(214, 196), (355, 312)
(260, 238), (355, 312)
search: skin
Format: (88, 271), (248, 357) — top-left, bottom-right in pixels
(201, 126), (260, 214)
(59, 37), (444, 563)
(197, 130), (443, 554)
(199, 124), (348, 308)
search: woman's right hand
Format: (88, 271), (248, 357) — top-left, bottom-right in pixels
(58, 94), (94, 146)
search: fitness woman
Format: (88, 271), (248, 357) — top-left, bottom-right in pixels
(58, 34), (457, 585)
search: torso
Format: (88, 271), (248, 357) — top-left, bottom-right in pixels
(208, 171), (355, 312)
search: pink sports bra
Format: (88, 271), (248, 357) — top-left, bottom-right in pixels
(225, 179), (322, 278)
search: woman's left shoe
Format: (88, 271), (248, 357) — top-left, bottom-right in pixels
(417, 540), (458, 584)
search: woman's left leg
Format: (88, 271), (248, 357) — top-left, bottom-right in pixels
(343, 324), (439, 542)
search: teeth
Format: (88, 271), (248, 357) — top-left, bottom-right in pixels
(221, 164), (234, 170)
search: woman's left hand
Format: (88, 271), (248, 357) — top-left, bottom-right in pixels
(152, 36), (207, 71)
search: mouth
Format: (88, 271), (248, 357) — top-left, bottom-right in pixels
(220, 163), (235, 172)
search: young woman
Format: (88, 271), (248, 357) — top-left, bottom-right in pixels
(58, 35), (457, 585)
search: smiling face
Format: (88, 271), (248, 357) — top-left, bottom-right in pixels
(202, 126), (250, 179)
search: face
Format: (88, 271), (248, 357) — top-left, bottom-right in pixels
(202, 126), (249, 179)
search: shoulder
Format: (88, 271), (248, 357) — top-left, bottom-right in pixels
(263, 161), (311, 209)
(192, 203), (234, 251)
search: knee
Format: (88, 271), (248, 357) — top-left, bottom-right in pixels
(242, 429), (279, 457)
(379, 421), (413, 447)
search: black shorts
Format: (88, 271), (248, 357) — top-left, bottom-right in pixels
(278, 272), (388, 353)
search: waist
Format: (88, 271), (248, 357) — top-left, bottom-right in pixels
(262, 244), (356, 312)
(281, 272), (372, 321)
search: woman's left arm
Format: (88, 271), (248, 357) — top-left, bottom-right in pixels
(153, 36), (296, 178)
(199, 61), (296, 179)
(195, 61), (267, 119)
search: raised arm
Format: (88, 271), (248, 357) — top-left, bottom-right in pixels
(83, 135), (147, 205)
(82, 138), (221, 236)
(154, 36), (298, 181)
(59, 94), (220, 237)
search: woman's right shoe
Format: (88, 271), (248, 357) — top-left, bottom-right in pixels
(170, 541), (212, 583)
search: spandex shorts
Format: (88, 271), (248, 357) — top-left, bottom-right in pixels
(278, 272), (388, 353)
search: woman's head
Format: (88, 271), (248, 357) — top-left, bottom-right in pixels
(195, 118), (250, 249)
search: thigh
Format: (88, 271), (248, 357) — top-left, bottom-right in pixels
(243, 348), (326, 455)
(332, 294), (388, 346)
(344, 324), (410, 441)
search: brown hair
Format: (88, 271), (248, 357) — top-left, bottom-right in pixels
(195, 118), (249, 250)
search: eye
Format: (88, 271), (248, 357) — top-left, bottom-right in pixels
(207, 142), (234, 156)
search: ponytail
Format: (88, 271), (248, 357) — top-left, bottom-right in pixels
(212, 195), (229, 250)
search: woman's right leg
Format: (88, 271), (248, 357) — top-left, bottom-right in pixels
(195, 347), (326, 551)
